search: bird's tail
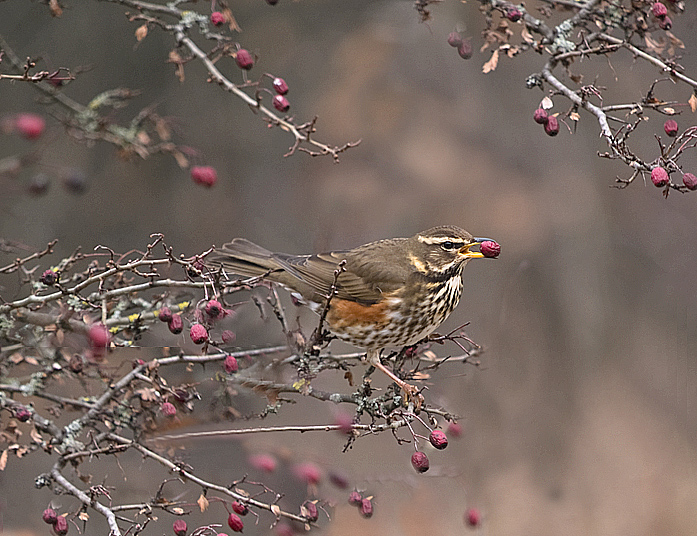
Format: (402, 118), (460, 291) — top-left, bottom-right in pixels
(213, 238), (283, 279)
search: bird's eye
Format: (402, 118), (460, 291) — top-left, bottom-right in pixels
(441, 241), (456, 250)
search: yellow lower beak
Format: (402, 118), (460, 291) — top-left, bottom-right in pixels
(459, 242), (485, 259)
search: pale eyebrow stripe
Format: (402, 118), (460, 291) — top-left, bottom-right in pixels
(417, 236), (465, 245)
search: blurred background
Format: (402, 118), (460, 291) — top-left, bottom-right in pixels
(1, 1), (696, 535)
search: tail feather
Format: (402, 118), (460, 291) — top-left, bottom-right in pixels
(214, 238), (282, 278)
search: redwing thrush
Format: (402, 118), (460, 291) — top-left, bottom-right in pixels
(214, 226), (495, 399)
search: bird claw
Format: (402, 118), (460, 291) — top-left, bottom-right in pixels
(401, 382), (424, 410)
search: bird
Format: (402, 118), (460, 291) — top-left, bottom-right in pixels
(213, 226), (495, 401)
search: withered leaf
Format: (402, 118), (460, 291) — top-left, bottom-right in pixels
(0, 449), (7, 471)
(197, 493), (209, 512)
(689, 94), (697, 113)
(482, 49), (499, 74)
(135, 24), (148, 42)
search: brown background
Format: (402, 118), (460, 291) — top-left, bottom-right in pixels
(1, 1), (696, 535)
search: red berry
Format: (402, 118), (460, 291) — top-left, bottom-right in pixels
(480, 240), (501, 258)
(272, 77), (289, 95)
(447, 31), (462, 47)
(533, 108), (548, 124)
(191, 165), (218, 187)
(173, 519), (188, 536)
(659, 16), (672, 30)
(505, 6), (522, 22)
(664, 119), (678, 137)
(222, 330), (236, 344)
(302, 500), (318, 522)
(447, 421), (463, 438)
(272, 95), (290, 113)
(348, 491), (363, 506)
(205, 299), (224, 319)
(651, 2), (668, 18)
(89, 323), (110, 353)
(43, 508), (58, 525)
(161, 402), (177, 417)
(15, 113), (45, 139)
(235, 49), (254, 70)
(41, 269), (58, 285)
(211, 11), (225, 26)
(429, 430), (449, 450)
(544, 115), (559, 136)
(168, 314), (183, 334)
(457, 39), (473, 60)
(190, 323), (208, 344)
(227, 513), (244, 532)
(466, 507), (481, 527)
(359, 498), (373, 518)
(158, 307), (173, 323)
(651, 166), (669, 187)
(411, 451), (430, 473)
(682, 172), (697, 190)
(231, 501), (248, 516)
(293, 462), (322, 485)
(14, 407), (31, 422)
(249, 453), (277, 472)
(223, 355), (239, 373)
(54, 515), (69, 535)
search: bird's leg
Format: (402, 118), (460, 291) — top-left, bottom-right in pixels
(366, 350), (423, 407)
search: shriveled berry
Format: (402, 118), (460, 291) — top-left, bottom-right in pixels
(682, 172), (697, 190)
(191, 165), (218, 187)
(466, 507), (481, 527)
(168, 314), (184, 334)
(231, 501), (248, 516)
(43, 508), (58, 525)
(190, 323), (208, 344)
(272, 95), (290, 113)
(664, 119), (678, 137)
(15, 113), (45, 139)
(28, 173), (50, 196)
(411, 451), (429, 473)
(544, 115), (559, 136)
(223, 355), (239, 373)
(62, 169), (88, 194)
(227, 513), (244, 532)
(480, 240), (501, 258)
(158, 307), (173, 323)
(89, 323), (110, 353)
(447, 31), (462, 47)
(651, 2), (668, 18)
(235, 49), (254, 70)
(348, 491), (363, 506)
(161, 402), (177, 417)
(533, 108), (548, 124)
(41, 269), (58, 285)
(659, 16), (672, 30)
(272, 77), (289, 95)
(329, 470), (349, 489)
(211, 11), (225, 26)
(54, 515), (69, 535)
(360, 498), (373, 518)
(173, 519), (188, 536)
(302, 501), (318, 522)
(457, 39), (473, 60)
(651, 166), (669, 187)
(222, 330), (236, 344)
(293, 462), (322, 485)
(205, 299), (224, 319)
(429, 429), (449, 450)
(506, 6), (522, 22)
(14, 407), (31, 422)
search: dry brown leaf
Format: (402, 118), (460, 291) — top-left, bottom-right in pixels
(173, 151), (189, 169)
(0, 450), (7, 471)
(9, 353), (23, 364)
(135, 24), (148, 42)
(689, 94), (697, 113)
(197, 493), (209, 512)
(570, 111), (580, 121)
(222, 7), (241, 32)
(30, 427), (43, 443)
(49, 0), (62, 17)
(270, 504), (281, 516)
(521, 26), (534, 45)
(541, 96), (554, 110)
(78, 512), (89, 522)
(482, 49), (499, 74)
(666, 31), (684, 49)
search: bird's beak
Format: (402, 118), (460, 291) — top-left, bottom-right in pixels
(459, 238), (495, 259)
